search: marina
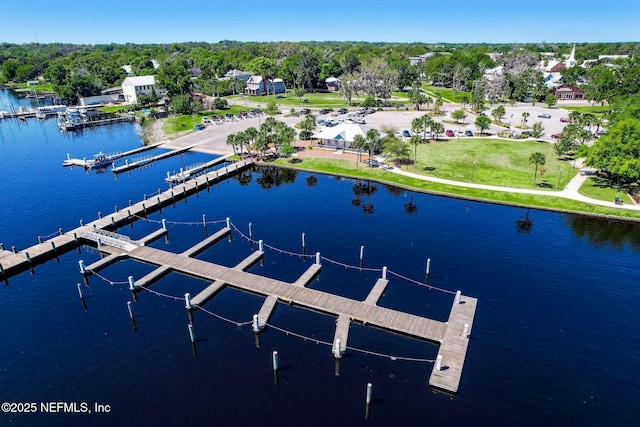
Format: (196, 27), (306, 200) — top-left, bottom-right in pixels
(63, 142), (165, 168)
(2, 88), (640, 426)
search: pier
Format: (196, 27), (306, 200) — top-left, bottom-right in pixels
(111, 144), (197, 174)
(64, 142), (165, 168)
(165, 156), (231, 184)
(0, 158), (476, 394)
(90, 226), (476, 394)
(0, 158), (254, 278)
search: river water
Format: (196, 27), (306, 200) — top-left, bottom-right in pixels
(1, 88), (639, 426)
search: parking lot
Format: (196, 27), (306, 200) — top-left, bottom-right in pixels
(162, 102), (582, 155)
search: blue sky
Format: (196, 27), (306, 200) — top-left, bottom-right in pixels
(1, 0), (637, 44)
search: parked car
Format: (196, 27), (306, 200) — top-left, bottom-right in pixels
(402, 130), (411, 137)
(538, 113), (552, 119)
(353, 118), (366, 124)
(338, 108), (348, 114)
(455, 130), (465, 137)
(445, 129), (455, 137)
(317, 119), (326, 126)
(201, 116), (210, 124)
(560, 117), (569, 122)
(356, 108), (366, 115)
(300, 108), (311, 115)
(464, 130), (473, 137)
(551, 134), (560, 139)
(522, 130), (533, 137)
(302, 99), (309, 103)
(319, 108), (329, 115)
(366, 107), (376, 114)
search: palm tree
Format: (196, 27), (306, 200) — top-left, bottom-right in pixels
(235, 131), (248, 158)
(521, 111), (530, 127)
(529, 152), (546, 187)
(226, 133), (238, 154)
(365, 128), (380, 167)
(410, 134), (421, 172)
(244, 126), (258, 153)
(352, 134), (366, 168)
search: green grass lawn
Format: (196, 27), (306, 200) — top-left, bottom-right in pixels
(421, 84), (471, 104)
(270, 157), (640, 220)
(163, 106), (252, 135)
(562, 105), (610, 114)
(230, 91), (408, 109)
(397, 138), (575, 190)
(579, 176), (633, 203)
(14, 82), (55, 92)
(100, 105), (129, 113)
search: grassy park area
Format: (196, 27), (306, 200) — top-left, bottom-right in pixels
(422, 84), (472, 104)
(579, 176), (634, 203)
(271, 156), (640, 220)
(399, 137), (575, 190)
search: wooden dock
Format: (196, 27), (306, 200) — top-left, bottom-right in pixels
(64, 142), (164, 168)
(88, 226), (476, 394)
(165, 156), (231, 184)
(0, 159), (254, 279)
(111, 144), (197, 174)
(0, 158), (476, 394)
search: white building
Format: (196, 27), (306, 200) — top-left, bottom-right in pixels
(121, 75), (163, 104)
(311, 123), (372, 150)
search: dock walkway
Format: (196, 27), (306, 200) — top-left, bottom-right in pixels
(111, 144), (197, 174)
(92, 226), (476, 394)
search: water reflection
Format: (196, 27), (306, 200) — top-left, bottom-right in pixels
(566, 215), (640, 251)
(255, 166), (298, 189)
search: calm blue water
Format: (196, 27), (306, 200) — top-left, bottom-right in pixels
(1, 87), (640, 426)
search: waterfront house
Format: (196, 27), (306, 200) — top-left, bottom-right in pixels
(311, 123), (372, 151)
(121, 75), (164, 104)
(223, 69), (253, 82)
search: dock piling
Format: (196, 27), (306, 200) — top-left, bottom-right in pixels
(38, 236), (42, 244)
(128, 276), (135, 291)
(25, 252), (31, 263)
(382, 266), (387, 280)
(127, 301), (134, 319)
(366, 383), (372, 404)
(51, 241), (57, 252)
(79, 260), (86, 274)
(463, 323), (469, 339)
(98, 212), (102, 219)
(252, 314), (259, 332)
(80, 219), (84, 226)
(248, 222), (253, 240)
(162, 219), (167, 230)
(258, 240), (264, 252)
(454, 290), (461, 305)
(202, 214), (206, 229)
(114, 205), (118, 213)
(302, 232), (306, 253)
(315, 252), (321, 266)
(59, 228), (63, 236)
(12, 246), (17, 253)
(435, 355), (442, 371)
(185, 293), (192, 310)
(76, 283), (83, 299)
(188, 324), (195, 343)
(272, 351), (278, 371)
(334, 338), (341, 358)
(425, 257), (431, 284)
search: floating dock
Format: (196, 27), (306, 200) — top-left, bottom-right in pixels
(165, 156), (230, 183)
(0, 158), (254, 278)
(89, 226), (476, 394)
(0, 157), (476, 394)
(111, 144), (197, 174)
(63, 142), (165, 168)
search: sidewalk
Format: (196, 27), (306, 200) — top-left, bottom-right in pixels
(387, 165), (640, 211)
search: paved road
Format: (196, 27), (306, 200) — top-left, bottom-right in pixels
(156, 102), (634, 211)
